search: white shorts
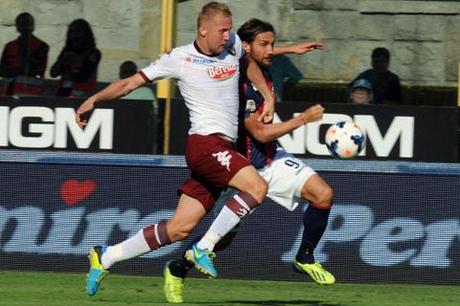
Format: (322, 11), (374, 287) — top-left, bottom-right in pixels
(258, 156), (316, 211)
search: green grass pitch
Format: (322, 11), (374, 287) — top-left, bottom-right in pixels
(0, 270), (459, 306)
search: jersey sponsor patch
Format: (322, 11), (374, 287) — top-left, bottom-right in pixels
(185, 55), (217, 65)
(245, 99), (257, 113)
(207, 64), (237, 80)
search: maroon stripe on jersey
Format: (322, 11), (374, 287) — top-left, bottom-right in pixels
(245, 135), (251, 160)
(138, 71), (150, 83)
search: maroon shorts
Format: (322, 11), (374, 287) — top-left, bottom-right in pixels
(179, 134), (251, 212)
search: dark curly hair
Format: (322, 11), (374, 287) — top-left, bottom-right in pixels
(237, 18), (275, 44)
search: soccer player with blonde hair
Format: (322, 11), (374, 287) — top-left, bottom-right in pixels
(76, 2), (317, 298)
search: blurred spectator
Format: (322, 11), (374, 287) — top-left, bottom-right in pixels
(119, 60), (159, 153)
(119, 60), (157, 105)
(350, 47), (402, 104)
(349, 78), (373, 104)
(0, 12), (49, 96)
(50, 19), (101, 97)
(119, 60), (137, 80)
(269, 55), (303, 102)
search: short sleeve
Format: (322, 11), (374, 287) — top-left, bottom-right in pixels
(224, 33), (244, 59)
(233, 33), (244, 58)
(140, 49), (183, 82)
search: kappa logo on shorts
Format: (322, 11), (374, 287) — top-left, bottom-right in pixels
(212, 151), (232, 171)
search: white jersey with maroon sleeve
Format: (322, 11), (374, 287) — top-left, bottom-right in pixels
(140, 33), (244, 142)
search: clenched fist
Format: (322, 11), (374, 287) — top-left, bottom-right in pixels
(301, 104), (324, 123)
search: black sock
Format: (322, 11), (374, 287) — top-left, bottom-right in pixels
(214, 229), (238, 252)
(168, 235), (202, 279)
(168, 229), (239, 278)
(168, 258), (193, 279)
(296, 205), (330, 264)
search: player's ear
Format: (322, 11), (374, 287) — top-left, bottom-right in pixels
(242, 41), (250, 54)
(199, 24), (207, 37)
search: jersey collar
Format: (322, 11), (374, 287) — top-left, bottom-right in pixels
(193, 40), (220, 57)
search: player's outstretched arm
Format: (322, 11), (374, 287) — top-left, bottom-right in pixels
(245, 104), (324, 143)
(76, 73), (146, 128)
(246, 57), (275, 123)
(273, 42), (324, 56)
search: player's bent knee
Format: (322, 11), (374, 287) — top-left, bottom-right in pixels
(305, 185), (334, 210)
(317, 186), (334, 209)
(324, 185), (334, 201)
(240, 177), (267, 203)
(252, 179), (268, 203)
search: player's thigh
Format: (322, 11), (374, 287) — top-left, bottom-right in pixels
(179, 176), (222, 213)
(300, 174), (333, 207)
(185, 134), (251, 188)
(228, 165), (267, 202)
(168, 193), (207, 238)
(259, 156), (315, 210)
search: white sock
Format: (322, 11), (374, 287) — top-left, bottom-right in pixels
(101, 229), (150, 269)
(196, 206), (241, 251)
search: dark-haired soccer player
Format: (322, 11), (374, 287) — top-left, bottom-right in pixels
(164, 18), (334, 303)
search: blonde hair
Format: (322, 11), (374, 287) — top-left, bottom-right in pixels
(197, 2), (232, 28)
